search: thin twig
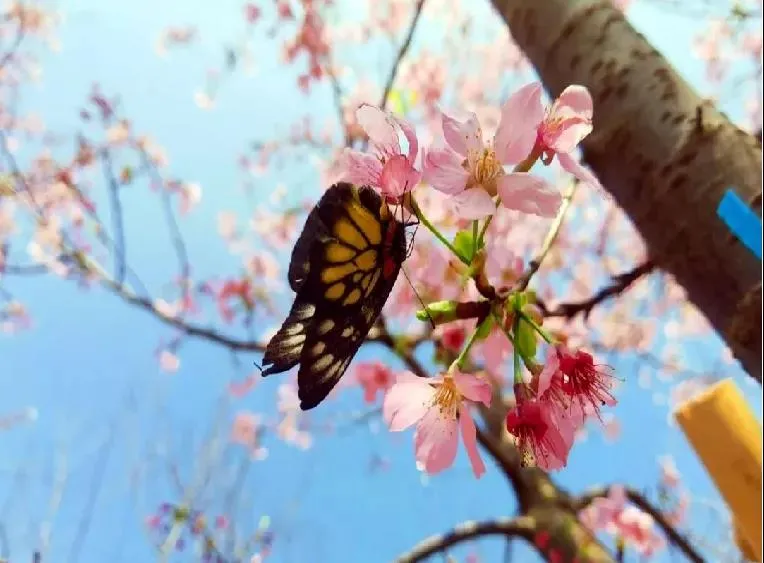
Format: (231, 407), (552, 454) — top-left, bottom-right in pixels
(137, 150), (191, 311)
(67, 425), (115, 563)
(85, 258), (265, 352)
(539, 260), (656, 320)
(101, 148), (127, 287)
(378, 0), (427, 110)
(515, 181), (578, 291)
(394, 516), (536, 563)
(0, 18), (25, 71)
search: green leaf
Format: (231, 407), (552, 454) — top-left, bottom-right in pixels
(474, 315), (495, 341)
(453, 229), (475, 262)
(416, 300), (458, 323)
(515, 318), (537, 360)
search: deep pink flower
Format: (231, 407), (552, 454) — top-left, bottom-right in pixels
(505, 383), (578, 471)
(339, 104), (421, 200)
(545, 345), (617, 418)
(383, 370), (492, 477)
(355, 361), (394, 404)
(438, 324), (467, 353)
(497, 82), (600, 197)
(217, 278), (254, 323)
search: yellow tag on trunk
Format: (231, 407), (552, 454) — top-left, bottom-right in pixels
(674, 378), (762, 562)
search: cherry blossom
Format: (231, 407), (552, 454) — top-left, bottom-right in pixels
(580, 485), (666, 557)
(339, 104), (421, 200)
(383, 370), (491, 477)
(355, 361), (395, 404)
(505, 382), (580, 470)
(541, 344), (617, 419)
(497, 82), (600, 190)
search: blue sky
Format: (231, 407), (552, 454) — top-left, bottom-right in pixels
(1, 1), (761, 562)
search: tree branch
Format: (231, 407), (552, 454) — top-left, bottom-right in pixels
(540, 260), (656, 320)
(394, 516), (536, 563)
(575, 486), (705, 563)
(98, 272), (266, 353)
(378, 0), (427, 110)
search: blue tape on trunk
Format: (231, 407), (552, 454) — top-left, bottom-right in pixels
(717, 189), (762, 260)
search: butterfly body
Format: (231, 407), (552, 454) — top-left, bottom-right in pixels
(261, 182), (407, 410)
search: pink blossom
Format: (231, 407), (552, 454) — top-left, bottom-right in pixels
(505, 383), (578, 471)
(543, 345), (617, 419)
(244, 3), (261, 24)
(659, 455), (681, 489)
(383, 370), (492, 477)
(158, 349), (180, 373)
(217, 279), (254, 322)
(437, 324), (467, 353)
(422, 87), (568, 219)
(276, 384), (312, 449)
(579, 485), (666, 557)
(355, 361), (394, 404)
(498, 82), (599, 191)
(470, 328), (512, 379)
(339, 104), (421, 200)
(231, 412), (268, 460)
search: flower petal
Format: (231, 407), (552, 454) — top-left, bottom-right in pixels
(380, 154), (421, 198)
(394, 115), (419, 162)
(414, 407), (459, 474)
(458, 406), (486, 478)
(554, 85), (593, 120)
(547, 120), (593, 154)
(450, 188), (496, 220)
(442, 110), (483, 157)
(453, 371), (492, 407)
(356, 104), (400, 156)
(545, 86), (593, 153)
(338, 148), (382, 186)
(557, 153), (601, 188)
(537, 353), (560, 396)
(494, 82), (545, 164)
(383, 371), (434, 431)
(497, 173), (561, 218)
(423, 144), (469, 195)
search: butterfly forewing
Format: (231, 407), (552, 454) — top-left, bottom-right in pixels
(261, 182), (407, 410)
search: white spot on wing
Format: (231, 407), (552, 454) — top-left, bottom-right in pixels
(282, 334), (306, 347)
(313, 353), (335, 372)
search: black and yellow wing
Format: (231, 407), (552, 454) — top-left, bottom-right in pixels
(262, 182), (407, 410)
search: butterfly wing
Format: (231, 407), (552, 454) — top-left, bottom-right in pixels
(262, 182), (407, 410)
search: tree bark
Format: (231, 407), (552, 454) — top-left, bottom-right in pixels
(489, 0), (762, 380)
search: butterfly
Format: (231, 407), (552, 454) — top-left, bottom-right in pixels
(261, 182), (412, 410)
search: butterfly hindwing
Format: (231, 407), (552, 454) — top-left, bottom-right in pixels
(261, 298), (316, 376)
(296, 254), (403, 410)
(263, 182), (408, 410)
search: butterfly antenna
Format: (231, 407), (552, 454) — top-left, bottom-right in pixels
(400, 265), (436, 329)
(253, 361), (264, 375)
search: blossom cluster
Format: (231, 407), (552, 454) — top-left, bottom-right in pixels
(334, 82), (618, 477)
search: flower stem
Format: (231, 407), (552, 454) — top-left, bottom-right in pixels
(518, 310), (555, 344)
(471, 220), (478, 260)
(512, 339), (523, 385)
(454, 316), (490, 370)
(493, 312), (540, 373)
(410, 196), (469, 264)
(477, 148), (542, 247)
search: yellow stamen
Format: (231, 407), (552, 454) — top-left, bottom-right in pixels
(465, 148), (504, 196)
(432, 376), (461, 418)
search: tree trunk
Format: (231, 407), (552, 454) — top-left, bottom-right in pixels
(489, 0), (762, 380)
